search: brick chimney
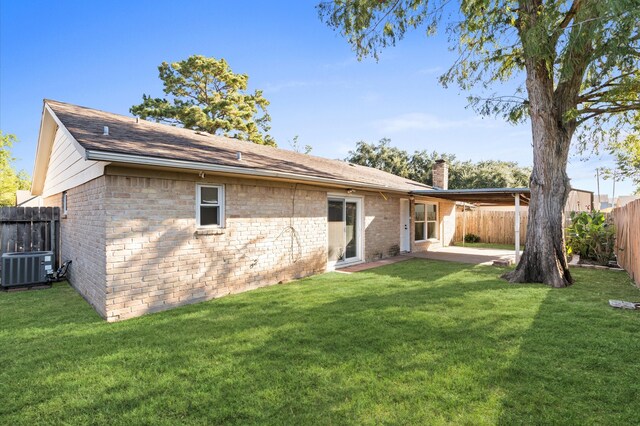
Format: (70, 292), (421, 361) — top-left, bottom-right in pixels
(432, 159), (448, 190)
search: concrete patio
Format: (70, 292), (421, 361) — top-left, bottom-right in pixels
(336, 255), (413, 273)
(337, 246), (517, 273)
(412, 246), (516, 266)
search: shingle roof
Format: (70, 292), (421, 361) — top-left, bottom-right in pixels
(46, 100), (431, 192)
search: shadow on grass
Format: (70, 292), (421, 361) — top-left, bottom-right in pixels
(1, 260), (638, 424)
(495, 267), (640, 425)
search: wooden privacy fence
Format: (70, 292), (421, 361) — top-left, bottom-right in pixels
(0, 207), (60, 268)
(612, 199), (640, 287)
(455, 210), (528, 245)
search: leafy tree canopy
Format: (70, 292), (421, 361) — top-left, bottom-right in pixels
(1, 131), (31, 206)
(347, 138), (412, 178)
(346, 138), (530, 189)
(131, 55), (276, 146)
(319, 0), (639, 287)
(603, 114), (640, 194)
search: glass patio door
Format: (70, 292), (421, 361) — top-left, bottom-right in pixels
(328, 198), (360, 266)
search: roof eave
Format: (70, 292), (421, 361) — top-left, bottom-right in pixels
(86, 149), (428, 194)
(410, 188), (531, 206)
(411, 188), (530, 195)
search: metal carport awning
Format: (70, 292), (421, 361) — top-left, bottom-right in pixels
(410, 188), (530, 206)
(410, 188), (531, 263)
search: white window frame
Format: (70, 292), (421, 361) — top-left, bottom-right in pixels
(196, 184), (225, 228)
(327, 193), (364, 270)
(62, 191), (68, 215)
(415, 202), (438, 242)
(426, 202), (438, 240)
(415, 203), (426, 242)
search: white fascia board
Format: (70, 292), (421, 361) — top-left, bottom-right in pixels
(31, 103), (90, 196)
(44, 104), (87, 158)
(31, 105), (57, 195)
(85, 149), (417, 193)
(31, 104), (49, 194)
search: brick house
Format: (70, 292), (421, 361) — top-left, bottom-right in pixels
(31, 100), (456, 321)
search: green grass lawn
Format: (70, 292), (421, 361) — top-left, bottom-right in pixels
(1, 259), (639, 425)
(454, 242), (523, 251)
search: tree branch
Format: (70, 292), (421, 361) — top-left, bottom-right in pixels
(557, 0), (581, 30)
(577, 71), (636, 102)
(474, 95), (528, 104)
(359, 0), (402, 44)
(577, 102), (640, 124)
(554, 4), (600, 116)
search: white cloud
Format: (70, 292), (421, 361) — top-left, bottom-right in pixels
(373, 112), (506, 133)
(507, 129), (532, 139)
(263, 78), (353, 94)
(416, 66), (443, 76)
(360, 91), (381, 103)
(322, 57), (358, 71)
(374, 113), (456, 132)
(263, 80), (323, 94)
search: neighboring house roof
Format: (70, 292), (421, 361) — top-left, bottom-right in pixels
(569, 187), (593, 194)
(16, 190), (42, 207)
(37, 99), (431, 193)
(615, 195), (640, 207)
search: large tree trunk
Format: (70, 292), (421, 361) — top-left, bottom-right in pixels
(503, 133), (574, 287)
(503, 56), (575, 287)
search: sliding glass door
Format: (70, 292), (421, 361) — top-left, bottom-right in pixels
(328, 199), (345, 263)
(328, 197), (361, 266)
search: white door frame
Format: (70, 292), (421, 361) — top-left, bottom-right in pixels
(400, 198), (411, 252)
(327, 194), (364, 270)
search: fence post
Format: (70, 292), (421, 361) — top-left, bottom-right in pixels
(50, 219), (56, 267)
(462, 206), (466, 247)
(515, 195), (521, 263)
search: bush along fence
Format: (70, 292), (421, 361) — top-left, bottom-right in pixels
(566, 211), (616, 266)
(0, 207), (61, 269)
(612, 199), (640, 287)
(454, 210), (528, 245)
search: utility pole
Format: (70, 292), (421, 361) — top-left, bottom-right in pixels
(612, 170), (616, 207)
(596, 168), (601, 209)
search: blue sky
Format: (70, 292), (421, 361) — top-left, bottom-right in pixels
(1, 0), (633, 196)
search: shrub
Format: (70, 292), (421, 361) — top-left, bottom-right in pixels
(566, 211), (616, 265)
(464, 233), (481, 243)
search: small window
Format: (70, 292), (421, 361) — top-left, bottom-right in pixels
(196, 184), (224, 227)
(62, 191), (68, 215)
(415, 202), (438, 241)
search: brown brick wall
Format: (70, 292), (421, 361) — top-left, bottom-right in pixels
(45, 167), (455, 321)
(364, 193), (402, 259)
(102, 173), (328, 321)
(44, 177), (107, 317)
